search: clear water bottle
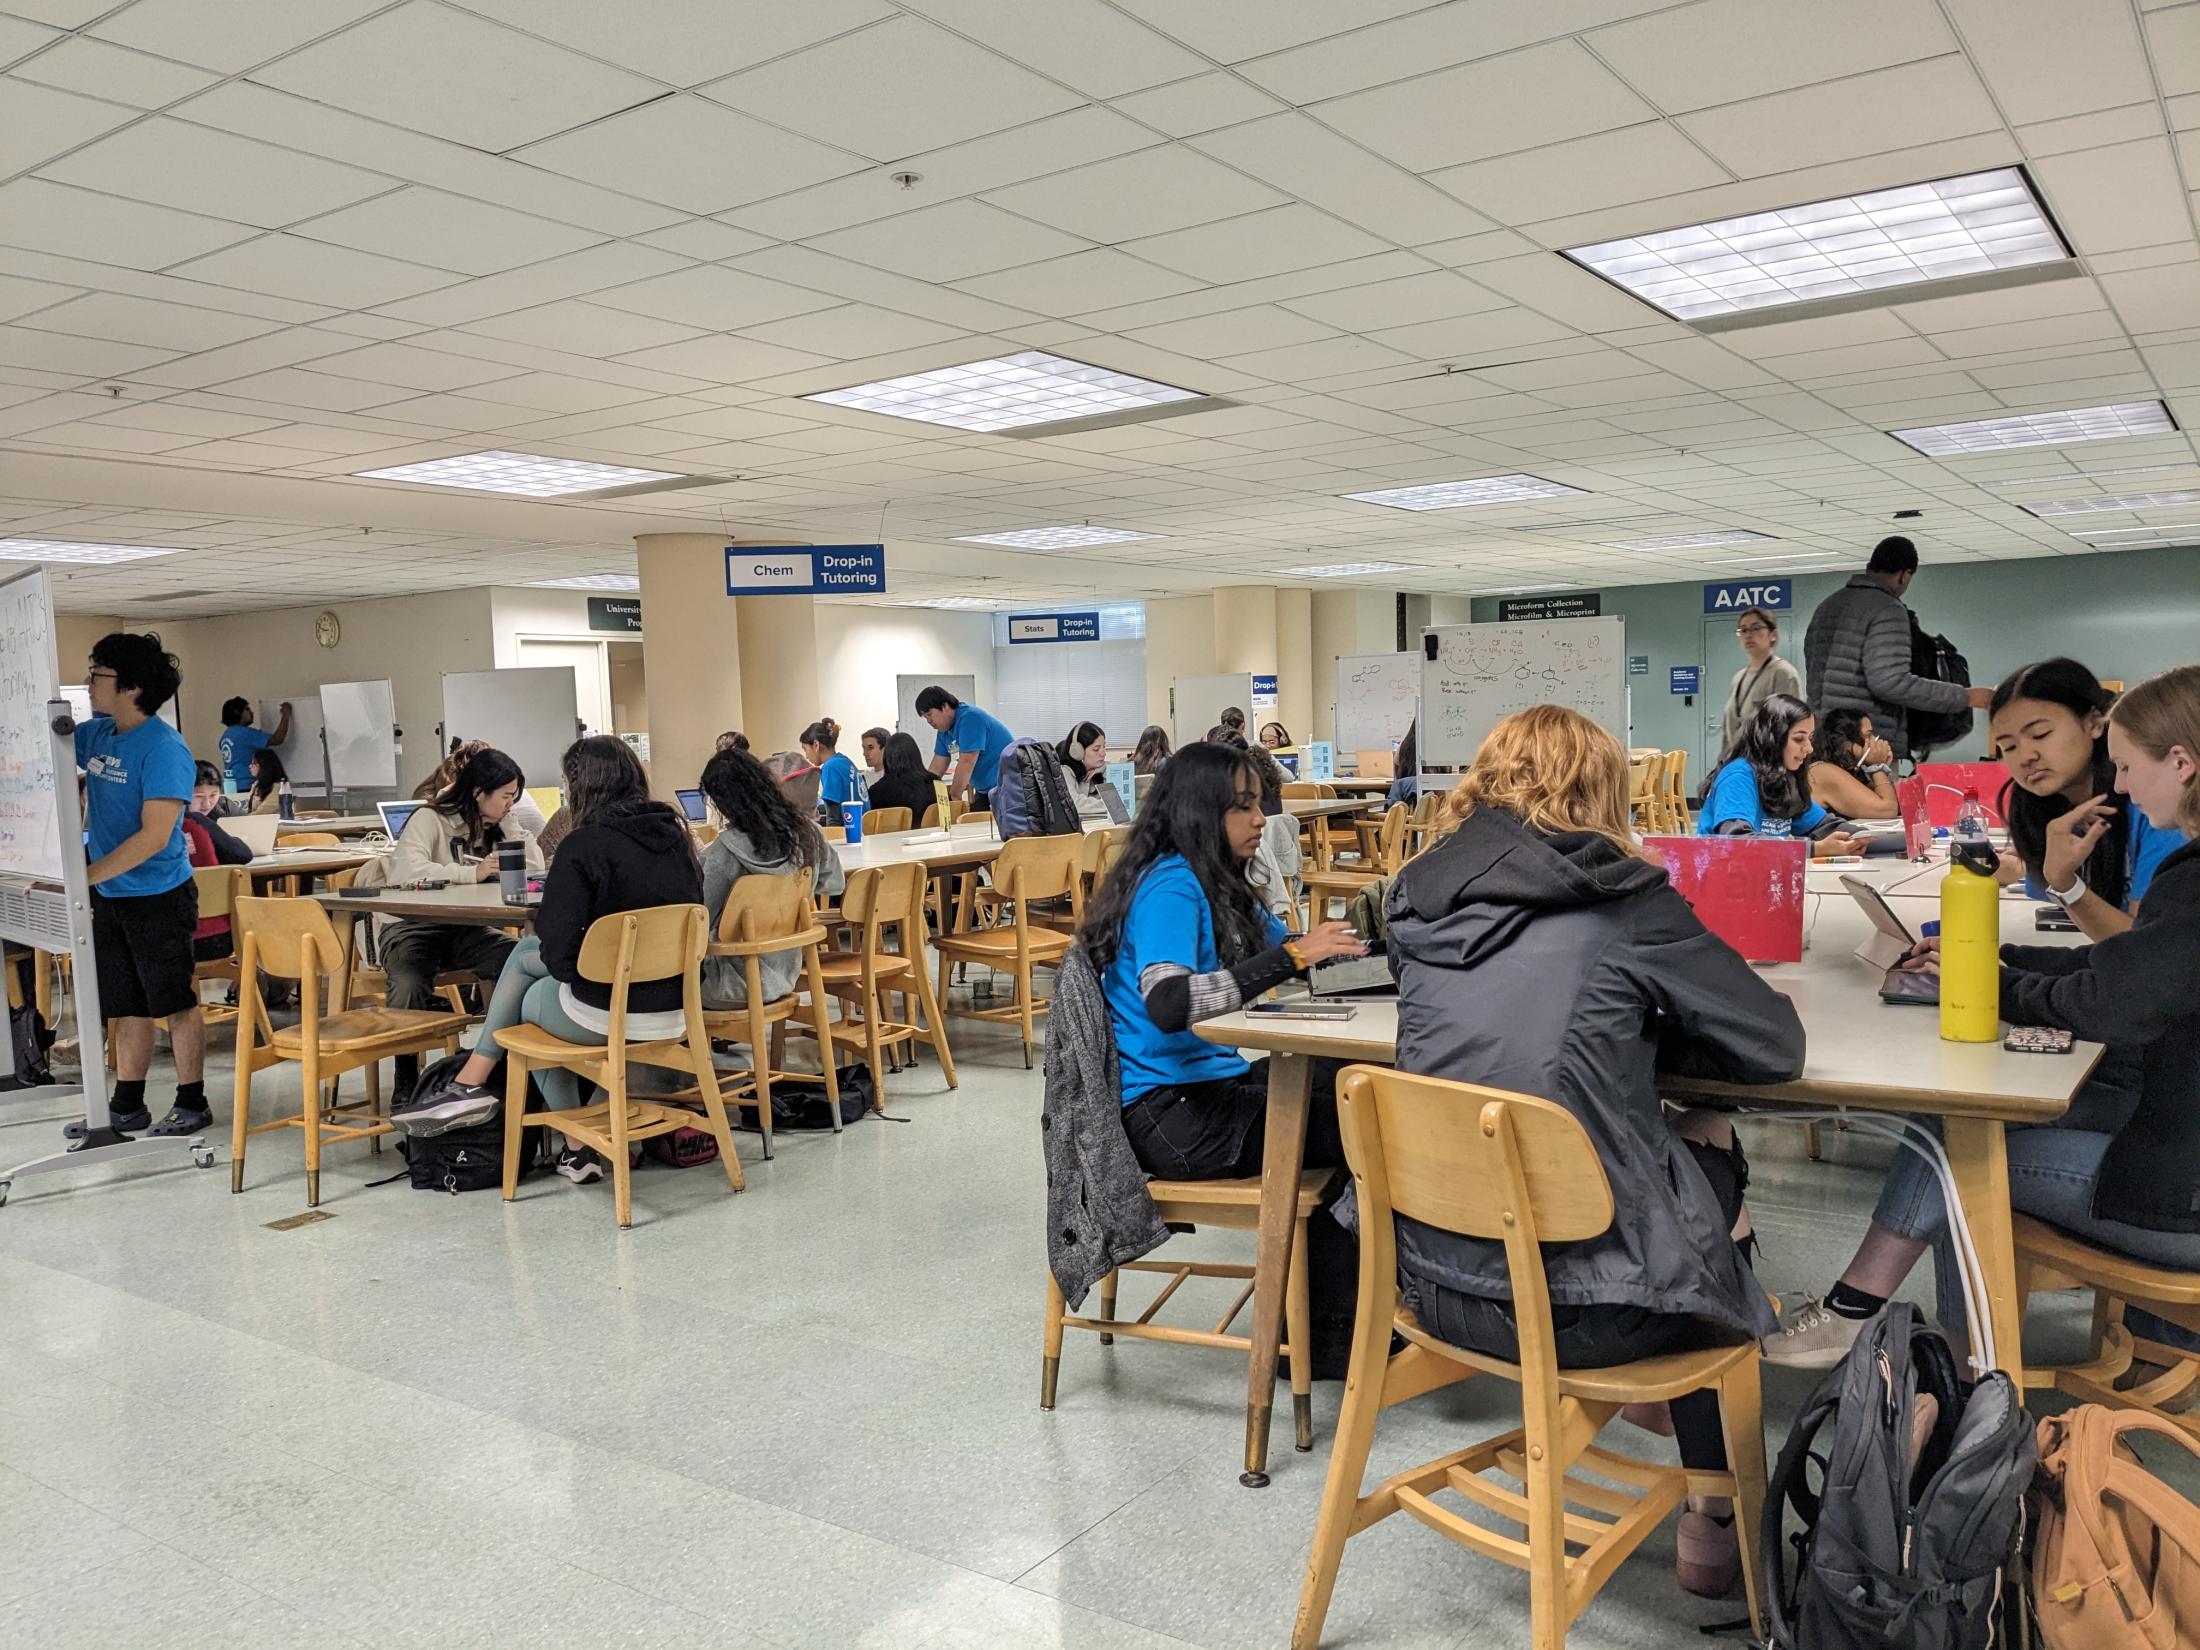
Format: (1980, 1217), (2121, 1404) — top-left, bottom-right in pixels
(1953, 787), (1989, 847)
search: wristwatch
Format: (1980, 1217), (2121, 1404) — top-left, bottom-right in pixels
(2049, 872), (2088, 907)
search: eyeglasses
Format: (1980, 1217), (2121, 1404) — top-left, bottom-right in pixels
(85, 668), (117, 682)
(1735, 625), (1773, 638)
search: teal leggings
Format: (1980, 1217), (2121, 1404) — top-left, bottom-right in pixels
(469, 936), (602, 1111)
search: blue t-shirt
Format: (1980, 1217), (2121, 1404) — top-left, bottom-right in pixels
(1697, 757), (1827, 840)
(2022, 805), (2182, 908)
(1103, 855), (1288, 1104)
(817, 751), (861, 808)
(216, 722), (269, 790)
(933, 703), (1015, 794)
(76, 714), (195, 896)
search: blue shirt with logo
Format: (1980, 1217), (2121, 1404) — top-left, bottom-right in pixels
(216, 722), (268, 790)
(1697, 757), (1828, 840)
(817, 751), (861, 808)
(1103, 854), (1287, 1104)
(76, 714), (195, 896)
(933, 703), (1015, 794)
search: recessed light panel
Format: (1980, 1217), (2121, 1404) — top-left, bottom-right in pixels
(954, 526), (1163, 550)
(353, 451), (684, 497)
(883, 596), (998, 609)
(1565, 167), (2068, 321)
(526, 573), (641, 591)
(0, 538), (182, 565)
(2021, 491), (2200, 517)
(1987, 464), (2191, 487)
(1275, 561), (1413, 577)
(805, 351), (1199, 433)
(1889, 401), (2176, 457)
(1603, 531), (1774, 552)
(2068, 523), (2200, 539)
(1344, 475), (1586, 511)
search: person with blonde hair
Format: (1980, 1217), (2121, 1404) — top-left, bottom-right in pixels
(1384, 705), (1805, 1600)
(1766, 664), (2200, 1378)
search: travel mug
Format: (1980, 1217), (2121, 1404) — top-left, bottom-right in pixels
(497, 839), (525, 901)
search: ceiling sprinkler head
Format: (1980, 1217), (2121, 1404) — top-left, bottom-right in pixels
(890, 171), (922, 189)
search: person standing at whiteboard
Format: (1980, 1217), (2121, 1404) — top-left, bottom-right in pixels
(1717, 608), (1802, 752)
(216, 695), (291, 795)
(73, 635), (209, 1140)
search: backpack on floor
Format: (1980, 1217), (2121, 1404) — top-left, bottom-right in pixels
(1763, 1302), (2037, 1650)
(733, 1064), (875, 1132)
(990, 738), (1082, 839)
(2, 997), (56, 1092)
(1908, 610), (1976, 758)
(391, 1051), (551, 1194)
(2033, 1405), (2200, 1649)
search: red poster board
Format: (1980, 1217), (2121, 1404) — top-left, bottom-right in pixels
(1915, 762), (2008, 827)
(1646, 835), (1808, 964)
(1896, 777), (1932, 859)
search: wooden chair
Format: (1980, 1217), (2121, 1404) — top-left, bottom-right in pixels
(932, 835), (1077, 1068)
(919, 802), (946, 829)
(191, 864), (247, 1028)
(1044, 1169), (1333, 1449)
(695, 868), (839, 1161)
(2014, 1215), (2200, 1440)
(495, 904), (743, 1229)
(1061, 826), (1127, 932)
(229, 896), (472, 1207)
(1294, 1067), (1768, 1649)
(1627, 756), (1661, 833)
(862, 805), (913, 835)
(266, 831), (342, 897)
(816, 862), (957, 1097)
(1658, 751), (1692, 836)
(1301, 803), (1409, 925)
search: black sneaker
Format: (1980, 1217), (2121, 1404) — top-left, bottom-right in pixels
(392, 1082), (498, 1137)
(555, 1148), (604, 1185)
(64, 1105), (151, 1141)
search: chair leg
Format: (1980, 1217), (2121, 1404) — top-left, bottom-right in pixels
(688, 1041), (745, 1196)
(1718, 1358), (1772, 1642)
(862, 985), (885, 1105)
(366, 1058), (382, 1154)
(1803, 1122), (1823, 1162)
(1042, 1271), (1066, 1410)
(909, 949), (957, 1090)
(229, 1035), (253, 1195)
(1292, 1315), (1389, 1650)
(1098, 1268), (1118, 1346)
(501, 1053), (528, 1202)
(607, 1057), (633, 1229)
(1017, 955), (1036, 1070)
(1287, 1216), (1314, 1453)
(1524, 1403), (1574, 1650)
(300, 1053), (322, 1208)
(747, 1001), (774, 1162)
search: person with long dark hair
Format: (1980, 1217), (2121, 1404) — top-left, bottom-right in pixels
(1386, 720), (1418, 806)
(866, 731), (938, 820)
(1258, 720), (1293, 750)
(1698, 694), (1867, 858)
(1132, 724), (1171, 776)
(1804, 707), (1898, 819)
(398, 739), (702, 1174)
(1988, 657), (2176, 941)
(1055, 721), (1107, 794)
(245, 746), (288, 813)
(1080, 743), (1364, 1182)
(697, 747), (845, 1007)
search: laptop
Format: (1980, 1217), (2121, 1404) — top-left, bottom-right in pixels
(673, 787), (708, 823)
(1841, 875), (1939, 1005)
(1088, 781), (1130, 825)
(376, 799), (426, 840)
(226, 813), (281, 855)
(1309, 942), (1397, 1000)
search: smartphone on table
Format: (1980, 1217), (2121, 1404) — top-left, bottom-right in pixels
(2003, 1026), (2074, 1054)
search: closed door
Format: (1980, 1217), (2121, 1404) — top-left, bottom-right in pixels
(517, 639), (610, 737)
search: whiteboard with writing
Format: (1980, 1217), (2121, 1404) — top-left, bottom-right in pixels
(321, 678), (396, 789)
(1420, 617), (1627, 768)
(0, 566), (64, 882)
(1334, 652), (1419, 756)
(261, 693), (326, 788)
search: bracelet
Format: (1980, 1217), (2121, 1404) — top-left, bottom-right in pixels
(1863, 763), (1893, 777)
(1283, 937), (1310, 972)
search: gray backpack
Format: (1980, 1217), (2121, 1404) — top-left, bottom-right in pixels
(1763, 1302), (2037, 1649)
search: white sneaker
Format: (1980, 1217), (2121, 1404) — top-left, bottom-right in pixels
(555, 1148), (604, 1185)
(1761, 1297), (1874, 1371)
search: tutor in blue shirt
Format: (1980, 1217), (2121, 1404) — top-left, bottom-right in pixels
(216, 721), (269, 791)
(933, 702), (1015, 795)
(76, 714), (195, 896)
(1697, 757), (1828, 840)
(2022, 805), (2182, 908)
(1102, 854), (1288, 1104)
(817, 751), (862, 808)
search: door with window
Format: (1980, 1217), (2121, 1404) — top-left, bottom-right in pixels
(1700, 609), (1799, 778)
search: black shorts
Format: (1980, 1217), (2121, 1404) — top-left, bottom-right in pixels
(92, 881), (199, 1021)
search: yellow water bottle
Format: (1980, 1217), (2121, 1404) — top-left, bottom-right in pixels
(1939, 797), (2001, 1043)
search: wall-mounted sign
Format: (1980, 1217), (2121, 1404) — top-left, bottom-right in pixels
(1670, 665), (1702, 695)
(586, 596), (642, 633)
(1704, 578), (1791, 614)
(1007, 610), (1099, 643)
(1497, 593), (1601, 621)
(1251, 673), (1278, 710)
(1628, 654), (1650, 677)
(724, 544), (885, 596)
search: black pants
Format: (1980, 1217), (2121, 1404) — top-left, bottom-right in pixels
(380, 922), (513, 1087)
(1404, 1134), (1752, 1474)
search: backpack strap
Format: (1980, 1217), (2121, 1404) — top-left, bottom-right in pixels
(2060, 1407), (2200, 1610)
(1760, 1383), (1840, 1647)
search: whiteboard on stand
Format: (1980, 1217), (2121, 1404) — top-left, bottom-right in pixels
(321, 678), (396, 790)
(261, 693), (326, 789)
(441, 667), (580, 788)
(0, 565), (64, 884)
(1333, 652), (1419, 757)
(1419, 617), (1626, 769)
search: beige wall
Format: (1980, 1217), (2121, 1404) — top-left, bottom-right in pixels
(488, 585), (629, 665)
(814, 604), (996, 744)
(1309, 591), (1400, 744)
(52, 613), (121, 682)
(1143, 595), (1215, 737)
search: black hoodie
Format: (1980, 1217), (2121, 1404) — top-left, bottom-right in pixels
(1383, 807), (1806, 1339)
(536, 800), (704, 1017)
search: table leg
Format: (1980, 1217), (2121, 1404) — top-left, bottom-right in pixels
(1943, 1116), (2024, 1382)
(1244, 1051), (1313, 1487)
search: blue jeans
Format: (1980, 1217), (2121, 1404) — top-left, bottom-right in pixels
(1872, 1118), (2200, 1352)
(468, 937), (602, 1111)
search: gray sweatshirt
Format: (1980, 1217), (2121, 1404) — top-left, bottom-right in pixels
(699, 827), (846, 1006)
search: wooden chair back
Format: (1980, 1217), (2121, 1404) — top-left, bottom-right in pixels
(232, 894), (340, 982)
(192, 863), (245, 920)
(281, 831), (341, 848)
(864, 806), (913, 835)
(993, 835), (1078, 906)
(959, 809), (992, 831)
(712, 867), (814, 948)
(843, 861), (923, 928)
(1627, 757), (1660, 828)
(919, 803), (944, 829)
(1379, 803), (1417, 870)
(573, 904), (709, 1044)
(1282, 782), (1337, 801)
(1072, 826), (1128, 918)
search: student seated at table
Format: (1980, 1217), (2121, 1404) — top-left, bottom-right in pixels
(1258, 720), (1293, 751)
(1763, 664), (2200, 1375)
(864, 732), (938, 821)
(1386, 721), (1418, 807)
(245, 747), (288, 813)
(397, 737), (703, 1181)
(1055, 721), (1107, 796)
(1986, 657), (2177, 942)
(1699, 695), (1868, 859)
(695, 746), (845, 1008)
(859, 726), (889, 788)
(800, 718), (863, 819)
(1241, 741), (1300, 920)
(188, 762), (252, 864)
(1804, 708), (1898, 820)
(1384, 705), (1806, 1598)
(715, 730), (749, 755)
(1133, 724), (1171, 776)
(1082, 741), (1365, 1182)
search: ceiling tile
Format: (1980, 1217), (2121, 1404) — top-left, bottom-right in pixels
(1247, 0), (1674, 102)
(1280, 270), (1509, 331)
(127, 327), (358, 389)
(1312, 40), (1655, 173)
(591, 264), (842, 331)
(459, 300), (704, 356)
(700, 17), (1080, 161)
(1105, 0), (1436, 63)
(729, 243), (1041, 333)
(1187, 113), (1493, 246)
(457, 372), (659, 414)
(249, 0), (663, 153)
(39, 118), (396, 228)
(171, 233), (466, 309)
(808, 200), (1090, 283)
(1676, 56), (2002, 175)
(1127, 305), (1339, 358)
(741, 302), (967, 358)
(447, 0), (892, 85)
(1, 0), (128, 27)
(308, 341), (523, 392)
(1430, 122), (1729, 223)
(2146, 4), (2200, 98)
(1361, 304), (1583, 360)
(2017, 102), (2170, 157)
(1587, 0), (1956, 112)
(16, 292), (282, 351)
(292, 187), (603, 277)
(369, 243), (692, 327)
(2033, 138), (2195, 254)
(608, 333), (840, 382)
(0, 178), (257, 269)
(2099, 261), (2200, 334)
(1122, 204), (1390, 285)
(901, 0), (1206, 98)
(0, 324), (180, 378)
(1108, 73), (1287, 138)
(0, 15), (61, 67)
(0, 76), (138, 175)
(1218, 335), (1415, 380)
(1943, 0), (2156, 123)
(11, 35), (222, 106)
(954, 247), (1202, 315)
(90, 0), (389, 73)
(629, 219), (771, 262)
(518, 93), (868, 214)
(982, 146), (1286, 242)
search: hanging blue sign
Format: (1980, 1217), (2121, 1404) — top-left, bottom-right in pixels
(1006, 611), (1099, 643)
(1251, 674), (1277, 704)
(1704, 578), (1791, 614)
(725, 544), (885, 596)
(1670, 665), (1702, 695)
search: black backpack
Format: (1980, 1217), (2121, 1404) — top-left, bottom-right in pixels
(734, 1064), (876, 1131)
(1, 997), (56, 1092)
(1763, 1303), (2036, 1649)
(990, 737), (1082, 839)
(390, 1052), (552, 1193)
(1907, 612), (1975, 758)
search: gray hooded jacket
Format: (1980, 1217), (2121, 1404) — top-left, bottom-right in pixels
(1802, 572), (1968, 761)
(699, 828), (845, 1007)
(1383, 809), (1805, 1339)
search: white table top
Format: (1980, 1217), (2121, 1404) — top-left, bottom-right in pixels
(277, 815), (382, 836)
(309, 882), (534, 924)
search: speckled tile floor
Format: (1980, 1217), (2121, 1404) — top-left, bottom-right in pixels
(0, 998), (2160, 1649)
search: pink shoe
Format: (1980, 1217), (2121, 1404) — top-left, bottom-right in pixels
(1622, 1400), (1675, 1437)
(1675, 1509), (1740, 1599)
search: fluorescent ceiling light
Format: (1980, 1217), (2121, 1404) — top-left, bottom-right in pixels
(525, 573), (641, 591)
(1603, 530), (1774, 552)
(1702, 550), (1837, 564)
(805, 351), (1198, 433)
(2068, 522), (2200, 538)
(1344, 474), (1586, 510)
(883, 596), (999, 609)
(0, 538), (182, 565)
(1275, 561), (1413, 578)
(1890, 401), (2176, 457)
(1987, 464), (2193, 487)
(2022, 491), (2200, 517)
(1564, 167), (2068, 321)
(953, 525), (1162, 550)
(353, 451), (684, 497)
(1478, 583), (1580, 595)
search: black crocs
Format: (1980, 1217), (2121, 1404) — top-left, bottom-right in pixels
(63, 1106), (151, 1141)
(147, 1106), (214, 1137)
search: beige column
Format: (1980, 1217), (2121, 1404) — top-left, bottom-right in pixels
(1276, 587), (1312, 744)
(733, 586), (820, 759)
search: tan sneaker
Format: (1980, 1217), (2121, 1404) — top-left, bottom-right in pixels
(1761, 1297), (1874, 1370)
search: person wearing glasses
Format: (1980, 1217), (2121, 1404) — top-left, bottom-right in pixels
(1718, 607), (1803, 752)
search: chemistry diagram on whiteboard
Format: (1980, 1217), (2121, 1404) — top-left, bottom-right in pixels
(1419, 617), (1627, 767)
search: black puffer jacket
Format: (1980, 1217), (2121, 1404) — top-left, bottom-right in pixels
(1383, 808), (1805, 1338)
(536, 800), (704, 1017)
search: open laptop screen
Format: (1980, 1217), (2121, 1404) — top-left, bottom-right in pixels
(377, 799), (425, 839)
(674, 787), (708, 823)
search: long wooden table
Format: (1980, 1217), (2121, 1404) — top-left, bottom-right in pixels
(1197, 891), (2098, 1485)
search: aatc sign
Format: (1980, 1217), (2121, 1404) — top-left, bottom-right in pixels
(725, 544), (885, 596)
(1704, 579), (1791, 614)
